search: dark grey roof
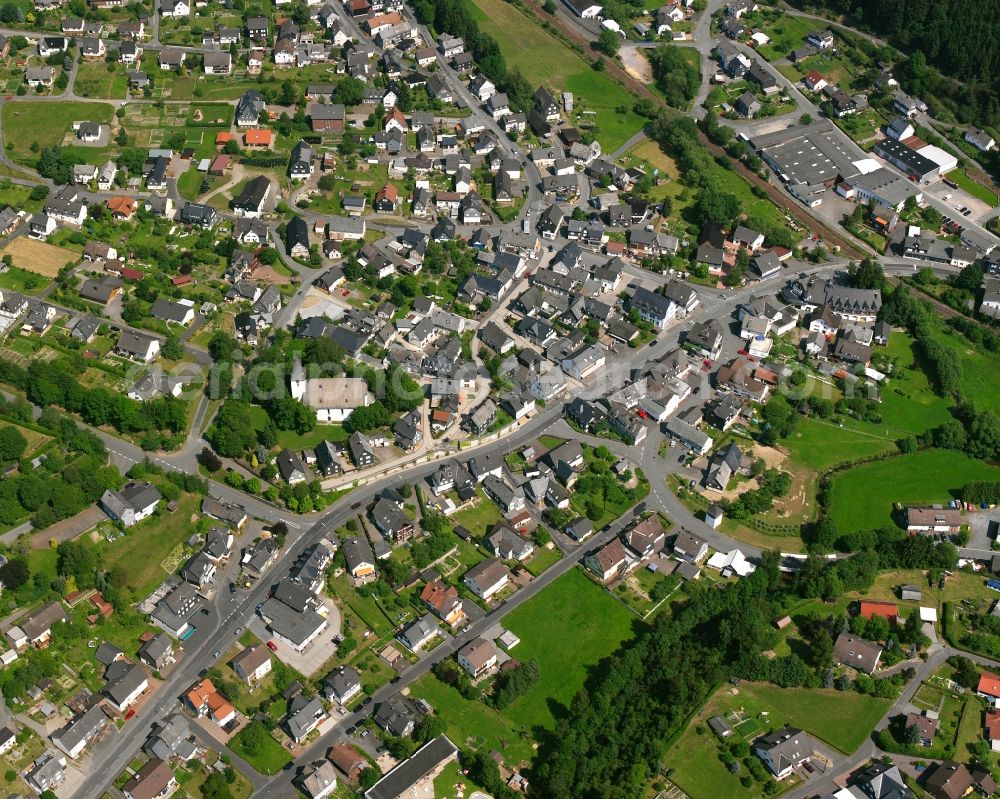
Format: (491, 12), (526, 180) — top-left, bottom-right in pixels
(365, 735), (458, 799)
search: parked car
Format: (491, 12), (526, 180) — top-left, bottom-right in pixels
(266, 640), (278, 652)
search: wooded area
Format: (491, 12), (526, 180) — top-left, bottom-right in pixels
(798, 0), (1000, 128)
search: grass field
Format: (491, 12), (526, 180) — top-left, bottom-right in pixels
(501, 568), (641, 735)
(409, 673), (537, 766)
(840, 568), (1000, 609)
(949, 169), (999, 207)
(827, 449), (1000, 531)
(781, 330), (953, 472)
(74, 62), (128, 99)
(0, 238), (78, 277)
(755, 14), (816, 62)
(666, 682), (891, 799)
(228, 724), (292, 774)
(781, 416), (898, 471)
(2, 101), (115, 168)
(411, 568), (640, 767)
(99, 492), (203, 597)
(246, 405), (349, 451)
(929, 325), (1000, 414)
(451, 491), (504, 538)
(467, 0), (644, 151)
(879, 331), (955, 433)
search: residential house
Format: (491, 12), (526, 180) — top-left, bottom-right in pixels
(463, 559), (510, 602)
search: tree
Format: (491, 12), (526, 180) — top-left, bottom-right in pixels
(236, 722), (269, 756)
(201, 773), (234, 799)
(596, 28), (620, 56)
(849, 258), (886, 290)
(0, 425), (27, 462)
(647, 45), (701, 109)
(692, 187), (740, 227)
(161, 335), (183, 361)
(0, 557), (29, 590)
(336, 76), (365, 107)
(359, 766), (381, 790)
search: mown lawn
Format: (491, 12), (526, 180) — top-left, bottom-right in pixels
(755, 14), (816, 61)
(228, 725), (292, 775)
(949, 168), (998, 207)
(827, 449), (1000, 531)
(780, 416), (897, 471)
(2, 101), (114, 168)
(666, 681), (891, 799)
(501, 568), (642, 735)
(467, 0), (644, 151)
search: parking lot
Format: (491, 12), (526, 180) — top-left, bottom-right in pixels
(247, 596), (342, 677)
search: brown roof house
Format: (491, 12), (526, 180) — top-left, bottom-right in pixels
(924, 761), (974, 799)
(123, 758), (176, 799)
(585, 538), (632, 583)
(419, 579), (465, 626)
(904, 711), (938, 747)
(231, 644), (272, 687)
(905, 506), (962, 535)
(456, 637), (498, 679)
(463, 559), (510, 602)
(328, 742), (367, 780)
(832, 631), (882, 674)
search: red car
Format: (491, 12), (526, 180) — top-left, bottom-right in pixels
(266, 640), (278, 652)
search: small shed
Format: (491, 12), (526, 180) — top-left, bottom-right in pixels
(900, 584), (922, 602)
(773, 615), (792, 630)
(705, 504), (724, 529)
(708, 715), (733, 739)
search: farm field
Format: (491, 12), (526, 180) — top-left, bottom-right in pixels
(466, 0), (645, 151)
(0, 238), (78, 277)
(2, 101), (115, 169)
(827, 449), (1000, 531)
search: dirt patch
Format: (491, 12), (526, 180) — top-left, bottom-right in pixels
(619, 44), (653, 84)
(750, 443), (786, 468)
(254, 265), (291, 285)
(0, 237), (76, 276)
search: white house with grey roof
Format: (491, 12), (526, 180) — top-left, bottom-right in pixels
(99, 481), (161, 527)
